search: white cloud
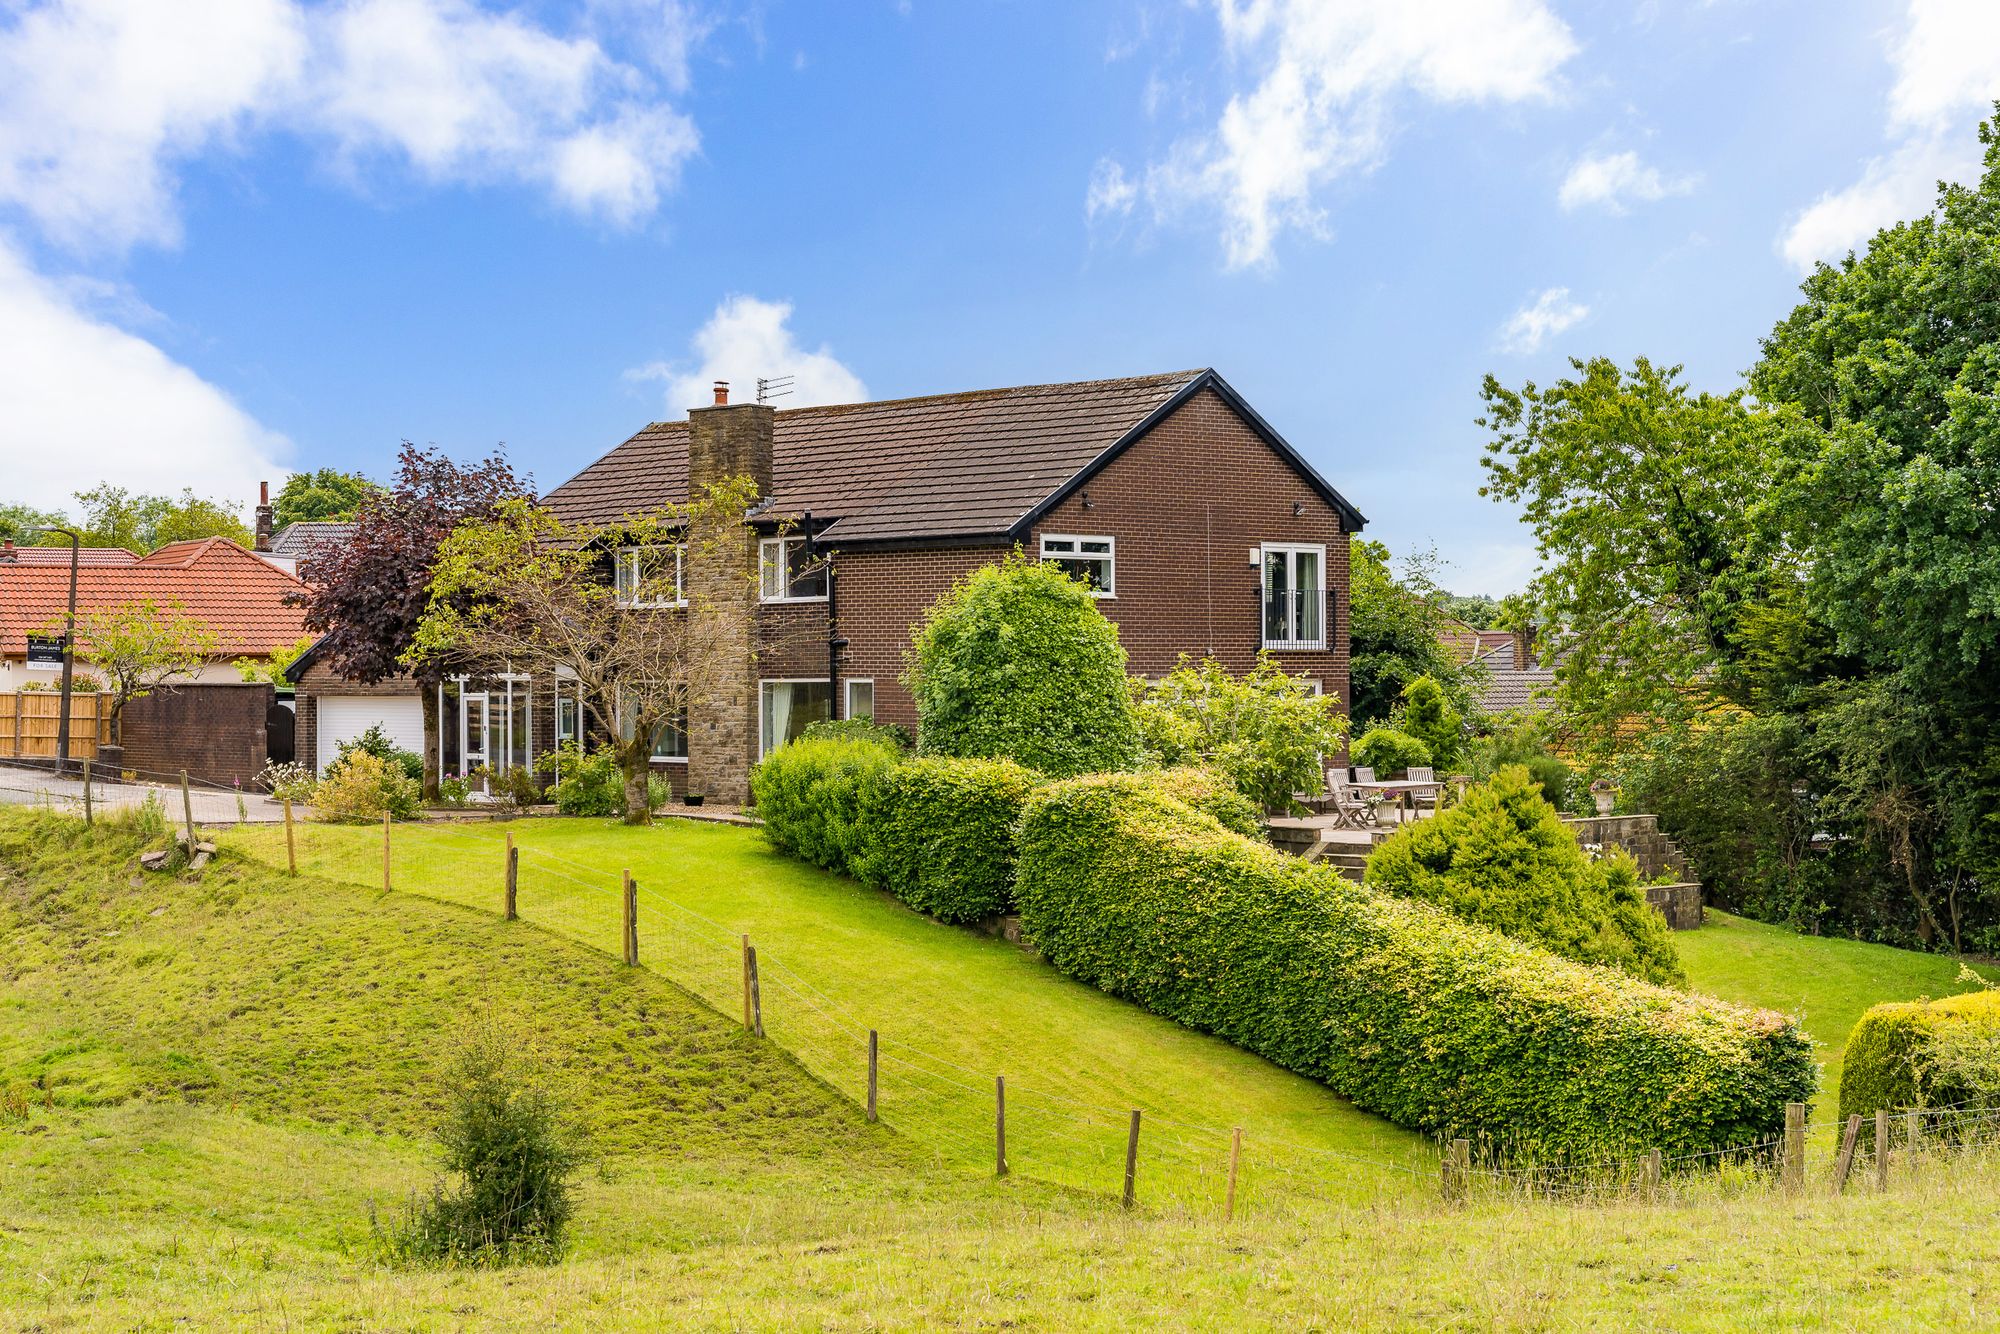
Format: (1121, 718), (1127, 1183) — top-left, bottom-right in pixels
(627, 296), (867, 417)
(1113, 0), (1577, 268)
(1499, 287), (1587, 354)
(1086, 158), (1138, 220)
(1779, 0), (2000, 270)
(0, 0), (704, 253)
(1558, 149), (1694, 213)
(0, 235), (289, 513)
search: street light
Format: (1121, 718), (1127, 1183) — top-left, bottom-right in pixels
(25, 525), (80, 777)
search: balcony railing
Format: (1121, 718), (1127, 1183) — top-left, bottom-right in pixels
(1262, 587), (1326, 650)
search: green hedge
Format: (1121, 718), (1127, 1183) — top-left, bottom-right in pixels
(1015, 775), (1816, 1159)
(1365, 766), (1686, 988)
(1840, 990), (2000, 1121)
(1111, 767), (1263, 840)
(855, 756), (1040, 923)
(749, 736), (903, 875)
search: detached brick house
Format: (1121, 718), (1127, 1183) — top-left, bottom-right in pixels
(290, 368), (1363, 802)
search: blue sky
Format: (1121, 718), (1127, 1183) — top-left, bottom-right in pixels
(4, 0), (1997, 595)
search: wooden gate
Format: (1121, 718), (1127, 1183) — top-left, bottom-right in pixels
(0, 692), (110, 761)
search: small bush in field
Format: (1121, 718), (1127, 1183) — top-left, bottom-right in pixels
(378, 1033), (586, 1268)
(1364, 765), (1686, 988)
(311, 751), (422, 823)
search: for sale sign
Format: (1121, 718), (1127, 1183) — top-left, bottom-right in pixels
(25, 634), (66, 668)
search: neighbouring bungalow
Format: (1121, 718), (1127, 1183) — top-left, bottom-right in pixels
(0, 534), (310, 779)
(290, 368), (1366, 804)
(1442, 617), (1557, 716)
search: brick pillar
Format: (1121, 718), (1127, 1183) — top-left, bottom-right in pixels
(683, 392), (774, 805)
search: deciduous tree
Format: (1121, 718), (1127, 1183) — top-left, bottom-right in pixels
(65, 599), (220, 746)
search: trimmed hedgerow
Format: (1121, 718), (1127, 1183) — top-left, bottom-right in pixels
(749, 736), (903, 875)
(1365, 766), (1687, 988)
(1840, 989), (2000, 1121)
(1120, 767), (1264, 840)
(855, 756), (1041, 923)
(1015, 775), (1816, 1159)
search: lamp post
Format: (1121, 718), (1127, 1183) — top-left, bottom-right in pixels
(26, 526), (80, 777)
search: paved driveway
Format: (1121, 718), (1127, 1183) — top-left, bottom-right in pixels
(0, 764), (294, 824)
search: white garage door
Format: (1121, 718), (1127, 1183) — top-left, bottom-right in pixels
(316, 696), (426, 772)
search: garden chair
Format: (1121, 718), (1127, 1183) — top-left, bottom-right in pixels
(1324, 769), (1375, 829)
(1351, 767), (1376, 784)
(1407, 766), (1439, 817)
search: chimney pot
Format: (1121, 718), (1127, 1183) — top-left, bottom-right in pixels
(259, 479), (269, 505)
(713, 380), (730, 407)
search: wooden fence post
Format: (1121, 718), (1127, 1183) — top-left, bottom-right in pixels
(622, 870), (637, 966)
(1644, 1148), (1661, 1204)
(1122, 1110), (1142, 1209)
(743, 939), (764, 1037)
(180, 770), (197, 851)
(381, 812), (391, 892)
(742, 935), (753, 1031)
(1226, 1127), (1243, 1221)
(866, 1029), (878, 1123)
(283, 797), (296, 875)
(1874, 1109), (1891, 1192)
(1442, 1138), (1471, 1204)
(1906, 1110), (1922, 1176)
(995, 1076), (1008, 1177)
(1782, 1101), (1806, 1192)
(1829, 1113), (1864, 1193)
(81, 757), (92, 826)
(503, 834), (518, 920)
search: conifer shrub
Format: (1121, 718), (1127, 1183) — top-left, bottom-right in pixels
(750, 735), (903, 875)
(1364, 766), (1687, 988)
(905, 551), (1139, 777)
(856, 756), (1040, 922)
(1015, 774), (1815, 1159)
(1840, 989), (2000, 1121)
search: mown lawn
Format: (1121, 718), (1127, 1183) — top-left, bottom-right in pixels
(224, 813), (1431, 1207)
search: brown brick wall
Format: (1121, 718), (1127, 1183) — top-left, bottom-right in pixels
(119, 683), (276, 786)
(820, 385), (1351, 729)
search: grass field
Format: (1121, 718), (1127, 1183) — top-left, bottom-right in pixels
(9, 808), (2000, 1329)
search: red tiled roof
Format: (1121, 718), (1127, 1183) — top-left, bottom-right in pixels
(543, 369), (1358, 543)
(4, 545), (140, 566)
(0, 537), (309, 656)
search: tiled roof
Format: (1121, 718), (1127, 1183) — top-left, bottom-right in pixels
(0, 537), (309, 656)
(268, 521), (356, 561)
(2, 545), (140, 567)
(543, 369), (1363, 543)
(1478, 666), (1558, 714)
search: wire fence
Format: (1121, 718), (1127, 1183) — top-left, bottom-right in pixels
(10, 766), (2000, 1217)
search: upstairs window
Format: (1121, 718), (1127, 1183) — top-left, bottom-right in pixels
(760, 537), (828, 602)
(1261, 544), (1324, 649)
(614, 545), (684, 607)
(1040, 534), (1115, 597)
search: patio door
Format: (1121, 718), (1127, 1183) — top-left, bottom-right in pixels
(462, 692), (490, 779)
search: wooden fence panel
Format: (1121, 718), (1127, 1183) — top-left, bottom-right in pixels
(0, 693), (108, 762)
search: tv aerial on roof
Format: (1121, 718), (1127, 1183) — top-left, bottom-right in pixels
(756, 375), (795, 404)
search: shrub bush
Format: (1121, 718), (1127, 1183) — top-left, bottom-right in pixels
(1351, 726), (1431, 775)
(1840, 989), (2000, 1121)
(856, 756), (1041, 922)
(537, 742), (623, 817)
(1398, 675), (1462, 771)
(906, 551), (1139, 777)
(1365, 766), (1687, 988)
(1131, 654), (1348, 813)
(379, 1032), (586, 1268)
(311, 750), (423, 823)
(1015, 774), (1815, 1159)
(750, 735), (903, 874)
(802, 717), (914, 753)
(330, 724), (424, 784)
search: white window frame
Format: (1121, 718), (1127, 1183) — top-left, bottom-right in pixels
(614, 544), (685, 608)
(844, 678), (875, 721)
(759, 678), (833, 757)
(760, 537), (828, 603)
(617, 686), (690, 762)
(1039, 533), (1116, 598)
(1260, 543), (1326, 651)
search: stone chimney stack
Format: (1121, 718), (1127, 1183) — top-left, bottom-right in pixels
(683, 381), (778, 806)
(1514, 623), (1538, 672)
(254, 480), (274, 552)
(686, 382), (776, 497)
